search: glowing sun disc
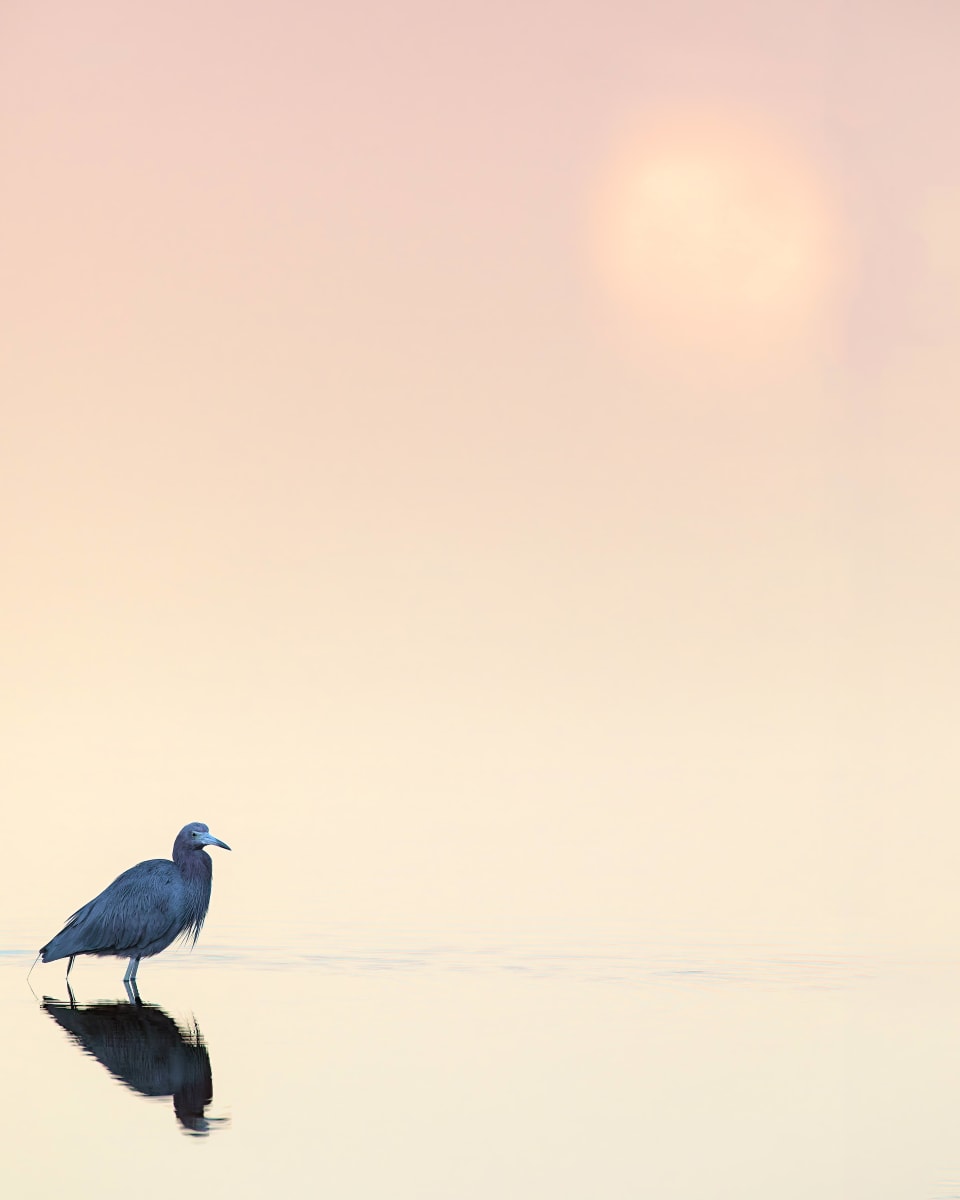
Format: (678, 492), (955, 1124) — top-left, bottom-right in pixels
(590, 109), (845, 367)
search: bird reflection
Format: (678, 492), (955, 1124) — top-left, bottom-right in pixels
(41, 992), (227, 1135)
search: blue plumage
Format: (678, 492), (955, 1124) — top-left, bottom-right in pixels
(40, 822), (231, 986)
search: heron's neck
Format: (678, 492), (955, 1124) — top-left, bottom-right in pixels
(175, 848), (213, 884)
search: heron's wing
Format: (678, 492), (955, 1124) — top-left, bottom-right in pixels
(55, 859), (183, 958)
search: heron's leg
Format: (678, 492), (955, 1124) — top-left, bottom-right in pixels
(66, 955), (75, 980)
(66, 980), (77, 1009)
(123, 978), (142, 1005)
(123, 957), (141, 983)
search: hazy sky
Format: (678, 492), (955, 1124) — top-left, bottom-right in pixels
(4, 1), (960, 951)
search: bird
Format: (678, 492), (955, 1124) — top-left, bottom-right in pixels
(39, 822), (231, 987)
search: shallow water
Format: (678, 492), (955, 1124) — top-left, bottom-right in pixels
(3, 927), (960, 1198)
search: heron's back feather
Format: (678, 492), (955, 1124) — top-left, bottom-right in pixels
(40, 854), (213, 963)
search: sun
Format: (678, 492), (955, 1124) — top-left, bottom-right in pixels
(590, 109), (844, 371)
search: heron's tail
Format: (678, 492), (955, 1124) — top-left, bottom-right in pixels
(39, 928), (78, 963)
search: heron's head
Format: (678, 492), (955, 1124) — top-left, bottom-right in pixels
(177, 822), (232, 853)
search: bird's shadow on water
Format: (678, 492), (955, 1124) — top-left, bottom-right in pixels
(40, 990), (229, 1136)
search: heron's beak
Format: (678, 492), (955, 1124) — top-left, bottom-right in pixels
(200, 832), (231, 851)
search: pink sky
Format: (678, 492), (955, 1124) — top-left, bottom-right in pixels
(3, 1), (960, 950)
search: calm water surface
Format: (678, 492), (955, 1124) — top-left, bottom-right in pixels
(3, 926), (960, 1198)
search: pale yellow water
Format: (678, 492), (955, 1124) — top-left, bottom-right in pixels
(4, 926), (960, 1198)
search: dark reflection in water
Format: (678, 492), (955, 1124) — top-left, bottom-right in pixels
(41, 993), (227, 1136)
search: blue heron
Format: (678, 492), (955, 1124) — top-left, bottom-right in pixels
(39, 822), (231, 985)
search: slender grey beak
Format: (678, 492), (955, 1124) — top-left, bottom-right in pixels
(200, 832), (231, 851)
